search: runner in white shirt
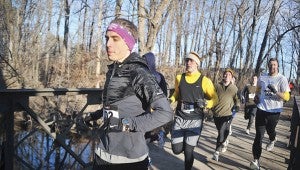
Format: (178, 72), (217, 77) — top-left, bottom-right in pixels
(250, 58), (290, 170)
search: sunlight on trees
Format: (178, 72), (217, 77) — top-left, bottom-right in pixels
(0, 0), (299, 90)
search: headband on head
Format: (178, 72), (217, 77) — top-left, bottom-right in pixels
(224, 68), (235, 77)
(185, 52), (201, 66)
(107, 23), (136, 51)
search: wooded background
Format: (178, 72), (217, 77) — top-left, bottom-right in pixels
(0, 0), (299, 90)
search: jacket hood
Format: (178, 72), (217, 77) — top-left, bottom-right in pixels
(143, 52), (161, 83)
(123, 52), (148, 67)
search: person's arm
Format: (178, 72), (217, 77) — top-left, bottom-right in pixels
(254, 83), (261, 104)
(202, 77), (218, 109)
(128, 68), (173, 133)
(233, 86), (240, 108)
(274, 91), (290, 101)
(169, 74), (181, 103)
(159, 73), (168, 97)
(240, 86), (247, 104)
(267, 82), (290, 101)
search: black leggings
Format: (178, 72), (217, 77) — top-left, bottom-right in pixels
(93, 155), (149, 170)
(247, 114), (255, 129)
(213, 115), (232, 151)
(172, 142), (195, 170)
(252, 109), (280, 159)
(245, 106), (257, 129)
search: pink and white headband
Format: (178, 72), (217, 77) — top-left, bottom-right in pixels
(107, 23), (136, 51)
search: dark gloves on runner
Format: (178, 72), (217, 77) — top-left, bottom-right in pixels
(267, 84), (277, 93)
(84, 109), (103, 122)
(108, 118), (132, 132)
(196, 98), (207, 108)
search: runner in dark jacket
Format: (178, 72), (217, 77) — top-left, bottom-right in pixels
(93, 18), (173, 169)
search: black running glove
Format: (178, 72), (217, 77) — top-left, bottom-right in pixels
(267, 84), (277, 93)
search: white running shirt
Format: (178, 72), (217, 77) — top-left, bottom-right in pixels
(257, 73), (290, 113)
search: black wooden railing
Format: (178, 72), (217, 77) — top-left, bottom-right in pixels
(0, 88), (103, 170)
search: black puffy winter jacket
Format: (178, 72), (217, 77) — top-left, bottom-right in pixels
(95, 52), (173, 164)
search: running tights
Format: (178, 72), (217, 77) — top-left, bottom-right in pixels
(252, 109), (280, 159)
(172, 142), (195, 170)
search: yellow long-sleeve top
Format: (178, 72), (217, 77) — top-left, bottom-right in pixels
(169, 71), (218, 109)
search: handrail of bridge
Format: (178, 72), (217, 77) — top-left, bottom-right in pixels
(0, 87), (174, 169)
(0, 88), (103, 170)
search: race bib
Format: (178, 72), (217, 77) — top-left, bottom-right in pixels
(181, 103), (194, 114)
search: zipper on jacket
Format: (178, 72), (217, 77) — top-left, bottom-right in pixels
(104, 62), (117, 109)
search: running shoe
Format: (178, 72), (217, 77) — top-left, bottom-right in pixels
(250, 159), (260, 170)
(229, 125), (232, 135)
(246, 128), (250, 135)
(266, 138), (277, 151)
(212, 151), (219, 161)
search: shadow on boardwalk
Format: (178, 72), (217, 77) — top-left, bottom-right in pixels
(148, 106), (292, 170)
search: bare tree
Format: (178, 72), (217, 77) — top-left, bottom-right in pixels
(115, 0), (123, 18)
(138, 0), (146, 54)
(241, 0), (261, 76)
(138, 0), (172, 54)
(229, 1), (249, 70)
(254, 0), (281, 74)
(161, 3), (175, 65)
(0, 0), (298, 90)
(182, 1), (192, 57)
(208, 0), (228, 82)
(95, 0), (104, 88)
(62, 0), (71, 75)
(82, 0), (88, 51)
(192, 1), (206, 54)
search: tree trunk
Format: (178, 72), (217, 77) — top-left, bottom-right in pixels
(115, 0), (123, 18)
(82, 0), (88, 51)
(44, 0), (53, 87)
(62, 0), (70, 75)
(138, 0), (146, 54)
(164, 3), (175, 65)
(174, 0), (186, 66)
(96, 0), (104, 88)
(139, 0), (171, 54)
(242, 0), (261, 76)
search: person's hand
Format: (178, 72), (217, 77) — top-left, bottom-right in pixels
(109, 118), (132, 132)
(168, 98), (175, 104)
(83, 109), (103, 123)
(231, 105), (240, 112)
(235, 106), (240, 112)
(196, 98), (207, 108)
(267, 84), (277, 93)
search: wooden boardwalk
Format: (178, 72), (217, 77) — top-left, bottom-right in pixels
(148, 106), (292, 170)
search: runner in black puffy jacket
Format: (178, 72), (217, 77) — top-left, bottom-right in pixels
(93, 18), (173, 170)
